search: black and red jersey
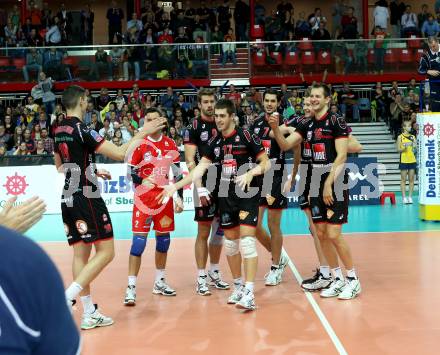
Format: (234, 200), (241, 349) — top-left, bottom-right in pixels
(54, 116), (105, 195)
(203, 127), (265, 192)
(294, 112), (348, 165)
(183, 117), (219, 164)
(285, 113), (313, 164)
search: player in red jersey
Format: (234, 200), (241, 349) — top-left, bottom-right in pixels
(124, 108), (184, 306)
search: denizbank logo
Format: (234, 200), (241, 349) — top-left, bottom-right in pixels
(425, 139), (437, 198)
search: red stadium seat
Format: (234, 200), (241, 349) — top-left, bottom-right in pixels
(252, 52), (266, 66)
(250, 25), (264, 39)
(301, 51), (315, 66)
(284, 51), (299, 66)
(384, 49), (397, 64)
(270, 52), (282, 65)
(415, 49), (424, 62)
(317, 51), (331, 65)
(408, 35), (421, 49)
(0, 57), (10, 67)
(368, 49), (375, 64)
(399, 49), (413, 63)
(298, 38), (313, 51)
(12, 57), (26, 70)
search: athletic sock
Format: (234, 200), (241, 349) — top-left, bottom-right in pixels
(346, 268), (357, 279)
(65, 282), (83, 301)
(155, 269), (165, 283)
(331, 267), (344, 280)
(233, 277), (243, 290)
(80, 295), (95, 315)
(320, 266), (331, 278)
(245, 281), (254, 293)
(209, 263), (220, 273)
(128, 276), (137, 287)
(197, 269), (206, 278)
(271, 264), (280, 270)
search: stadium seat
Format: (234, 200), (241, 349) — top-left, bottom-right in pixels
(407, 35), (421, 49)
(0, 57), (11, 74)
(298, 38), (313, 51)
(270, 52), (282, 65)
(399, 49), (413, 64)
(384, 49), (397, 65)
(250, 25), (264, 39)
(358, 97), (371, 120)
(12, 57), (25, 70)
(252, 52), (266, 66)
(301, 51), (315, 66)
(367, 49), (375, 65)
(415, 49), (424, 62)
(317, 51), (331, 66)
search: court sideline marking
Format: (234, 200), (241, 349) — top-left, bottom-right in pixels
(282, 247), (348, 355)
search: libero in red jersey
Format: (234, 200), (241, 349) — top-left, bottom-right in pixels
(124, 108), (184, 306)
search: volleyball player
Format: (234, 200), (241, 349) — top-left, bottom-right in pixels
(250, 89), (289, 286)
(270, 83), (361, 300)
(184, 88), (229, 296)
(55, 85), (166, 329)
(397, 120), (417, 204)
(124, 108), (184, 305)
(159, 99), (271, 310)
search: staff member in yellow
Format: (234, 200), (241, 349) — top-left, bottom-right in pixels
(397, 120), (417, 204)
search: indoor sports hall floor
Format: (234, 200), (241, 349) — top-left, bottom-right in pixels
(28, 196), (440, 355)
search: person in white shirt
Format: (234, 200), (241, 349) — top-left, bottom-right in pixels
(127, 12), (143, 33)
(401, 5), (419, 37)
(221, 36), (237, 66)
(309, 8), (327, 33)
(373, 3), (389, 31)
(99, 118), (114, 140)
(45, 17), (62, 45)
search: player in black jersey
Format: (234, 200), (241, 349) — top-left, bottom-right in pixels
(250, 89), (289, 286)
(270, 83), (361, 300)
(183, 88), (229, 296)
(55, 85), (166, 329)
(160, 99), (271, 311)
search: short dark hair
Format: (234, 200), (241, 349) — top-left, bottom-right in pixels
(311, 83), (331, 98)
(145, 107), (163, 117)
(197, 88), (216, 103)
(62, 85), (86, 110)
(263, 88), (280, 102)
(215, 99), (236, 115)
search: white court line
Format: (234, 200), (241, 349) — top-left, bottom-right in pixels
(282, 248), (348, 355)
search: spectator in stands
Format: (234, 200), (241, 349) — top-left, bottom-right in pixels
(401, 5), (419, 37)
(309, 8), (327, 34)
(265, 9), (283, 41)
(169, 126), (183, 147)
(331, 0), (346, 38)
(372, 82), (388, 122)
(36, 111), (49, 130)
(40, 128), (54, 154)
(84, 101), (100, 125)
(0, 145), (6, 156)
(132, 103), (144, 125)
(110, 46), (124, 80)
(217, 0), (231, 36)
(97, 87), (111, 111)
(373, 0), (389, 32)
(23, 48), (43, 83)
(389, 80), (404, 97)
(404, 89), (419, 111)
(161, 87), (178, 118)
(45, 16), (62, 45)
(418, 4), (430, 31)
(27, 1), (42, 29)
(191, 15), (206, 41)
(172, 10), (189, 34)
(405, 78), (420, 96)
(373, 26), (388, 75)
(27, 28), (43, 47)
(41, 2), (52, 29)
(22, 18), (35, 39)
(120, 117), (135, 143)
(295, 11), (311, 38)
(23, 128), (35, 153)
(107, 0), (124, 44)
(32, 123), (42, 140)
(332, 30), (352, 75)
(339, 82), (360, 122)
(57, 3), (72, 43)
(176, 93), (191, 118)
(89, 47), (113, 81)
(4, 18), (17, 45)
(0, 124), (12, 151)
(123, 46), (142, 81)
(312, 21), (331, 52)
(226, 84), (242, 108)
(127, 12), (143, 33)
(114, 89), (127, 110)
(127, 83), (144, 104)
(235, 0), (250, 41)
(209, 25), (224, 55)
(14, 142), (30, 156)
(3, 115), (14, 135)
(421, 14), (440, 37)
(88, 112), (103, 132)
(390, 93), (404, 139)
(174, 115), (185, 136)
(341, 6), (358, 39)
(35, 72), (55, 116)
(353, 35), (368, 73)
(80, 4), (94, 45)
(35, 139), (48, 155)
(191, 36), (209, 78)
(99, 118), (114, 140)
(222, 35), (237, 66)
(43, 47), (65, 79)
(12, 126), (23, 149)
(390, 0), (406, 37)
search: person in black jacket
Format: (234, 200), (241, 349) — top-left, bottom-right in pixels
(418, 36), (440, 111)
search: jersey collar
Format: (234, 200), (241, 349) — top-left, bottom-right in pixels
(222, 128), (237, 139)
(147, 134), (163, 142)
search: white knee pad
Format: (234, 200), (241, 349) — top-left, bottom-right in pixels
(224, 238), (240, 256)
(241, 236), (257, 258)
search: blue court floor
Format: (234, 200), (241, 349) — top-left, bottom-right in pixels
(28, 194), (440, 243)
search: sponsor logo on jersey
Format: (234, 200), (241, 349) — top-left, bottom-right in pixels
(222, 159), (237, 175)
(214, 147), (221, 157)
(235, 135), (240, 142)
(303, 142), (312, 157)
(307, 130), (313, 141)
(75, 220), (88, 234)
(312, 143), (326, 161)
(200, 131), (209, 141)
(314, 128), (323, 140)
(262, 140), (271, 155)
(254, 128), (260, 134)
(239, 210), (249, 220)
(144, 151), (152, 161)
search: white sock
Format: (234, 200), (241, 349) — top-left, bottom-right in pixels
(128, 276), (137, 287)
(80, 295), (95, 315)
(233, 277), (243, 290)
(198, 269), (206, 278)
(245, 281), (254, 293)
(332, 267), (344, 280)
(271, 264), (279, 269)
(65, 282), (82, 301)
(155, 269), (165, 282)
(320, 265), (331, 278)
(209, 263), (219, 273)
(347, 268), (357, 279)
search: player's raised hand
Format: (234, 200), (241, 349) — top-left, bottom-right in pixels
(323, 181), (334, 206)
(96, 169), (112, 180)
(236, 171), (253, 191)
(0, 196), (47, 233)
(156, 184), (177, 204)
(174, 197), (184, 213)
(140, 117), (167, 136)
(268, 115), (279, 130)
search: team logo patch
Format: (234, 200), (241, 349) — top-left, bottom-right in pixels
(159, 215), (173, 228)
(144, 151), (152, 161)
(235, 135), (240, 142)
(252, 134), (261, 145)
(337, 117), (347, 130)
(200, 131), (209, 141)
(254, 128), (260, 134)
(266, 194), (275, 205)
(90, 130), (103, 143)
(307, 131), (313, 141)
(312, 143), (326, 161)
(314, 128), (323, 140)
(243, 129), (252, 142)
(75, 220), (88, 234)
(239, 211), (249, 220)
(64, 223), (69, 236)
(102, 214), (108, 222)
(164, 141), (169, 146)
(214, 147), (221, 157)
